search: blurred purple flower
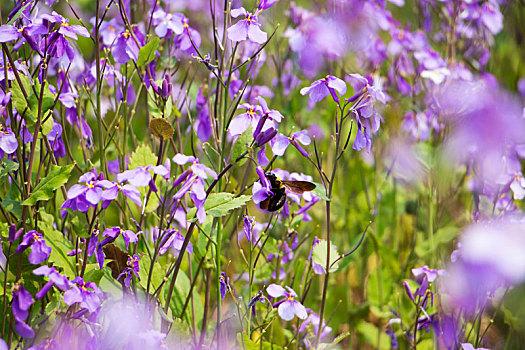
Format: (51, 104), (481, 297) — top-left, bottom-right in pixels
(434, 79), (525, 184)
(258, 0), (279, 10)
(194, 87), (212, 142)
(267, 284), (307, 321)
(298, 310), (332, 346)
(441, 215), (525, 315)
(461, 343), (490, 350)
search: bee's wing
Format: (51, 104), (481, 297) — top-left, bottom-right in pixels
(282, 181), (316, 194)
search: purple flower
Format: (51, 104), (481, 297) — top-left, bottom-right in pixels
(61, 169), (106, 212)
(271, 130), (310, 157)
(252, 167), (274, 207)
(98, 180), (142, 207)
(16, 230), (51, 264)
(63, 277), (103, 313)
(103, 227), (138, 250)
(117, 165), (169, 188)
(0, 56), (29, 82)
(12, 284), (34, 338)
(228, 103), (263, 137)
(151, 74), (172, 99)
(194, 88), (212, 142)
(172, 154), (217, 223)
(0, 25), (22, 43)
(346, 73), (387, 152)
(435, 78), (525, 184)
(248, 290), (265, 317)
(253, 97), (283, 140)
(40, 12), (90, 60)
(97, 19), (123, 46)
(298, 310), (332, 345)
(227, 8), (268, 44)
(267, 284), (307, 321)
(300, 75), (346, 104)
(155, 227), (193, 256)
(219, 272), (231, 300)
(33, 265), (71, 299)
(175, 18), (201, 55)
(258, 0), (279, 10)
(461, 343), (490, 350)
(112, 29), (141, 64)
(117, 255), (140, 288)
(0, 125), (18, 158)
(242, 215), (256, 242)
(386, 325), (399, 349)
(440, 215), (525, 316)
(12, 284), (33, 322)
(47, 123), (66, 158)
(152, 9), (184, 38)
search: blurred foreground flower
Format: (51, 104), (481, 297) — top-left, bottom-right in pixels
(440, 215), (525, 315)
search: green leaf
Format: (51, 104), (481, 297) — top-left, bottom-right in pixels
(2, 184), (22, 218)
(138, 254), (164, 292)
(169, 269), (203, 327)
(0, 159), (19, 184)
(147, 88), (163, 119)
(311, 182), (330, 201)
(137, 37), (160, 67)
(238, 334), (283, 350)
(10, 75), (31, 118)
(415, 226), (459, 257)
(357, 322), (390, 350)
(83, 264), (105, 284)
(129, 144), (157, 170)
(312, 239), (340, 273)
(23, 164), (74, 206)
(231, 126), (252, 163)
(39, 212), (76, 278)
(186, 193), (252, 219)
(41, 113), (54, 135)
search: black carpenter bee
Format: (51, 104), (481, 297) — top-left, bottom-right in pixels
(260, 172), (316, 212)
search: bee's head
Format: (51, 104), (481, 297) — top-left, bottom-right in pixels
(265, 172), (277, 181)
(265, 172), (282, 188)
